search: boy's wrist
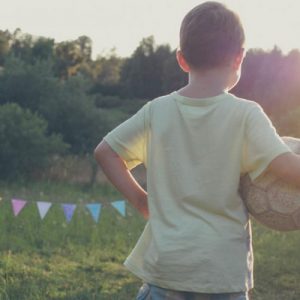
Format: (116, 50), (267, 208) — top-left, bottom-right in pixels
(131, 190), (149, 219)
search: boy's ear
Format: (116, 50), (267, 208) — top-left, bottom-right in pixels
(232, 48), (245, 70)
(176, 49), (190, 73)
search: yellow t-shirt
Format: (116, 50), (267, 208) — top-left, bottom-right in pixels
(103, 91), (291, 293)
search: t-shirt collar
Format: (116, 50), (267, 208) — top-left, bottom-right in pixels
(172, 91), (228, 106)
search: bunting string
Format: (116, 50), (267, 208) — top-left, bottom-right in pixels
(6, 198), (126, 223)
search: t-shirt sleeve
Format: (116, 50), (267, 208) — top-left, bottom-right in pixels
(243, 104), (291, 181)
(103, 102), (150, 170)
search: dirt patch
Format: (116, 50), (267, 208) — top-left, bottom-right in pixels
(41, 155), (146, 187)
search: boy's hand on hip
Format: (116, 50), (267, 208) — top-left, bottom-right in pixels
(94, 140), (149, 220)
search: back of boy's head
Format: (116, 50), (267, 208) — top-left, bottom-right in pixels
(180, 1), (245, 71)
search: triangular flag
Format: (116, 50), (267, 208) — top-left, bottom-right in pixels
(37, 201), (52, 220)
(86, 203), (102, 223)
(112, 200), (126, 217)
(11, 199), (27, 216)
(61, 204), (76, 223)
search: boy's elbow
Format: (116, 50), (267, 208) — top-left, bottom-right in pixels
(268, 152), (300, 186)
(94, 140), (110, 162)
(94, 140), (127, 171)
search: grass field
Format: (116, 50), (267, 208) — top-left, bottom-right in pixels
(0, 180), (299, 299)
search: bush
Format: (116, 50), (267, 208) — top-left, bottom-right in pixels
(0, 103), (68, 179)
(41, 75), (113, 154)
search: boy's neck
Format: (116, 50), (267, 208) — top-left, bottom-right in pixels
(178, 67), (234, 99)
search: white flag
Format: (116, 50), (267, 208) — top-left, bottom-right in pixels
(37, 201), (52, 219)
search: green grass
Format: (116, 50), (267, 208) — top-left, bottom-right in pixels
(251, 226), (300, 300)
(0, 180), (299, 299)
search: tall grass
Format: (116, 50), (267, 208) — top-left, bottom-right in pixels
(0, 180), (299, 299)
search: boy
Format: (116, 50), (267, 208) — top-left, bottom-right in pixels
(94, 2), (300, 299)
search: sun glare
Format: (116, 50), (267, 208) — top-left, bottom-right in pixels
(233, 0), (300, 53)
(1, 0), (300, 56)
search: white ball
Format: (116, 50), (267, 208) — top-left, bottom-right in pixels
(240, 136), (300, 231)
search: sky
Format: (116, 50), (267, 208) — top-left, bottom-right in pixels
(1, 0), (300, 58)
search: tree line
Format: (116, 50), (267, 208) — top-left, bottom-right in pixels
(0, 29), (300, 179)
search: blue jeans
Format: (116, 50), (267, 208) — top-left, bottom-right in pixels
(136, 283), (249, 300)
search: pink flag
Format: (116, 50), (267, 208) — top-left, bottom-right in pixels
(11, 199), (27, 216)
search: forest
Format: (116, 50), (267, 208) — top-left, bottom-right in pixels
(1, 29), (300, 179)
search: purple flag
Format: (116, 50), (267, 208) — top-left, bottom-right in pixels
(61, 204), (76, 223)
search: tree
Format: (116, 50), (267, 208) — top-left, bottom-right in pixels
(90, 50), (124, 96)
(121, 36), (169, 99)
(54, 35), (92, 79)
(0, 30), (11, 65)
(32, 37), (55, 61)
(161, 50), (188, 94)
(94, 51), (123, 86)
(10, 29), (34, 62)
(6, 29), (55, 66)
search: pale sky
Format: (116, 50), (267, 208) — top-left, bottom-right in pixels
(1, 0), (300, 58)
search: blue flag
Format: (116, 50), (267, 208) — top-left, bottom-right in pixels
(112, 200), (126, 217)
(86, 203), (102, 223)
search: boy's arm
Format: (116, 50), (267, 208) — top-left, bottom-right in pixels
(94, 140), (149, 219)
(267, 152), (300, 187)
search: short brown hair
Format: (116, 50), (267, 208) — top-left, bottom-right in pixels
(179, 2), (245, 70)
